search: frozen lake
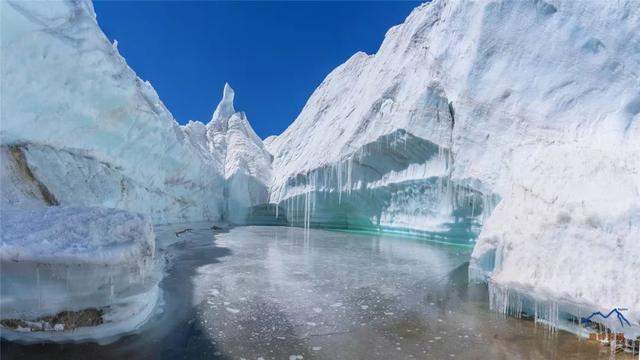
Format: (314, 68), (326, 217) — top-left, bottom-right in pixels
(1, 226), (614, 359)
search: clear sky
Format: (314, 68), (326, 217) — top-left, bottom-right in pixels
(93, 1), (421, 139)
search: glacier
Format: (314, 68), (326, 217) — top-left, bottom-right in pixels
(1, 0), (639, 344)
(266, 0), (640, 336)
(0, 0), (268, 341)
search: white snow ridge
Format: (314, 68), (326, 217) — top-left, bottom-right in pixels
(1, 0), (639, 343)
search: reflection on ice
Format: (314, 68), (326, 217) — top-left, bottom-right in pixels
(189, 226), (610, 359)
(1, 225), (616, 359)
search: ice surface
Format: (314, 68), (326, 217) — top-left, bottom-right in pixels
(187, 226), (610, 359)
(0, 226), (621, 357)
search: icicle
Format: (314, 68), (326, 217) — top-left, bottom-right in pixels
(109, 265), (114, 300)
(37, 266), (41, 309)
(347, 157), (353, 195)
(304, 190), (310, 229)
(471, 193), (477, 217)
(338, 161), (342, 205)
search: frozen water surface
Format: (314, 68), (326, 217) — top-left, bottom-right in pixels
(1, 226), (616, 359)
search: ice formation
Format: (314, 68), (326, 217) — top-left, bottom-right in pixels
(0, 0), (266, 341)
(0, 0), (225, 224)
(0, 206), (160, 342)
(1, 0), (639, 343)
(267, 0), (640, 334)
(183, 83), (272, 224)
(0, 0), (269, 224)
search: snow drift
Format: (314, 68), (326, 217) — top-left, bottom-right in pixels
(267, 0), (640, 332)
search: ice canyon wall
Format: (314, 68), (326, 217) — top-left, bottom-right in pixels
(267, 0), (640, 329)
(0, 1), (270, 224)
(0, 0), (271, 340)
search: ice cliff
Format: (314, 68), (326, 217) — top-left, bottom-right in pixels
(267, 0), (639, 331)
(0, 0), (270, 224)
(0, 0), (267, 340)
(0, 0), (228, 223)
(0, 206), (160, 342)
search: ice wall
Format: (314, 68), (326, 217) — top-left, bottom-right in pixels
(268, 0), (640, 330)
(268, 81), (493, 239)
(0, 0), (225, 223)
(0, 0), (224, 341)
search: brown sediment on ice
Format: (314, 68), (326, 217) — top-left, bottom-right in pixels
(0, 308), (104, 332)
(6, 144), (59, 206)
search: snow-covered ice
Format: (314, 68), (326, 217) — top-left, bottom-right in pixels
(0, 206), (160, 342)
(183, 83), (272, 224)
(267, 0), (640, 333)
(0, 0), (225, 223)
(1, 206), (154, 264)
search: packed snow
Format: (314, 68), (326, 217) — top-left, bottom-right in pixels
(0, 206), (154, 264)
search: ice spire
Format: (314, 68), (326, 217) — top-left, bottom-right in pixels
(209, 83), (236, 132)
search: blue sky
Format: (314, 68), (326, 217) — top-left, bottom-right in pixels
(94, 1), (420, 139)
